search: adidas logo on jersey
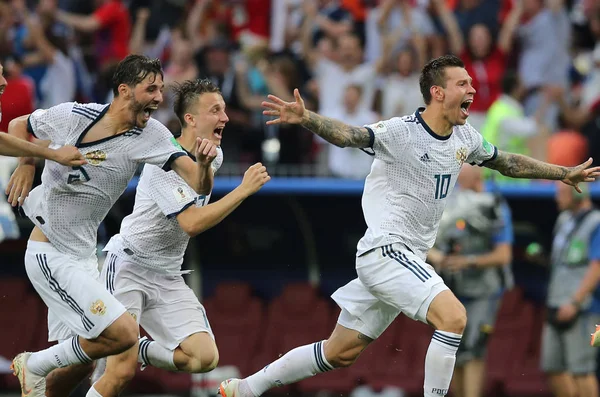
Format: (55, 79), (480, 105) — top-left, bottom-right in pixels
(420, 153), (431, 162)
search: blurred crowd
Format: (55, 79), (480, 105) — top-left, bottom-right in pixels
(0, 0), (599, 178)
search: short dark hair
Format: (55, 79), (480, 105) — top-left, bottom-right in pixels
(172, 78), (222, 126)
(419, 55), (465, 105)
(112, 55), (164, 96)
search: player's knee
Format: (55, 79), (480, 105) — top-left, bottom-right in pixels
(439, 305), (467, 334)
(119, 325), (138, 353)
(187, 346), (219, 373)
(202, 346), (219, 372)
(110, 314), (139, 354)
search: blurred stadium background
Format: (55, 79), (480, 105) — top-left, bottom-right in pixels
(2, 0), (600, 396)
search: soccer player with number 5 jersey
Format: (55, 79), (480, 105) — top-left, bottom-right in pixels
(4, 55), (218, 397)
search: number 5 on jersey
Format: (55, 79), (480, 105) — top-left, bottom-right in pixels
(434, 174), (451, 199)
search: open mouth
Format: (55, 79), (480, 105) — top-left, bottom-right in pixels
(142, 106), (158, 120)
(213, 127), (224, 139)
(460, 99), (473, 117)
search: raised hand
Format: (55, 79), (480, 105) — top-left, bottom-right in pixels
(262, 89), (306, 126)
(562, 158), (600, 193)
(241, 162), (270, 196)
(196, 138), (217, 166)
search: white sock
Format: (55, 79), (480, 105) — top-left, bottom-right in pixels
(423, 331), (462, 397)
(139, 338), (176, 371)
(27, 336), (92, 377)
(244, 341), (334, 397)
(85, 385), (103, 397)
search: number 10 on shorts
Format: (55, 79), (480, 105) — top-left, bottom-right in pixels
(434, 174), (451, 199)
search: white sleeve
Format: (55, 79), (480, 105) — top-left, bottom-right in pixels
(27, 102), (75, 144)
(465, 124), (498, 166)
(142, 164), (206, 219)
(211, 147), (224, 174)
(364, 118), (411, 162)
(131, 120), (187, 170)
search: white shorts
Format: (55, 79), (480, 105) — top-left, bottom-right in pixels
(102, 252), (214, 350)
(332, 243), (448, 340)
(24, 240), (126, 341)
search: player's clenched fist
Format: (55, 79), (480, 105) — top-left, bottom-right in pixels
(241, 162), (270, 195)
(196, 138), (218, 166)
(52, 145), (87, 167)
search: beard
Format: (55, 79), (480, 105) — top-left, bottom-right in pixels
(128, 98), (147, 128)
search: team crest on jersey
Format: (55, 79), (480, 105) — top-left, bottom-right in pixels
(370, 122), (387, 134)
(84, 150), (107, 165)
(455, 147), (468, 165)
(90, 300), (107, 316)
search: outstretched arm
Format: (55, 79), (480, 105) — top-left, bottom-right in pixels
(484, 150), (569, 179)
(484, 151), (600, 192)
(176, 163), (270, 237)
(2, 117), (85, 165)
(300, 110), (372, 148)
(0, 132), (54, 159)
(263, 89), (371, 148)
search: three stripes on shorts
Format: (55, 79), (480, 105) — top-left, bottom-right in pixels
(105, 253), (117, 294)
(35, 253), (95, 332)
(381, 244), (431, 282)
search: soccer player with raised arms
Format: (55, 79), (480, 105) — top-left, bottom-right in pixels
(5, 55), (219, 397)
(86, 78), (270, 397)
(218, 55), (600, 397)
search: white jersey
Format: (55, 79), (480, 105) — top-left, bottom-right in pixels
(22, 102), (187, 259)
(356, 108), (497, 260)
(104, 147), (223, 273)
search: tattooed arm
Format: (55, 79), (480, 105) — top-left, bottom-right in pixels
(262, 89), (372, 148)
(484, 151), (569, 180)
(300, 110), (372, 148)
(485, 151), (600, 193)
